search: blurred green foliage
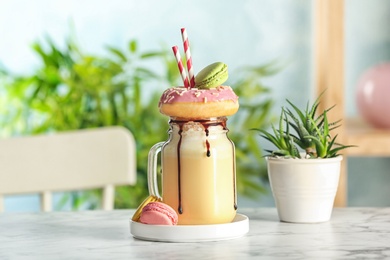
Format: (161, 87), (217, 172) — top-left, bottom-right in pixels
(0, 35), (277, 209)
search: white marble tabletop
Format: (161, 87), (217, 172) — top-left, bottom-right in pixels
(1, 208), (389, 259)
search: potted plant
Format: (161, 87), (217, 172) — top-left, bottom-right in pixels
(253, 94), (355, 223)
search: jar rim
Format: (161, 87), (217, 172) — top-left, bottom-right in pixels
(168, 117), (229, 133)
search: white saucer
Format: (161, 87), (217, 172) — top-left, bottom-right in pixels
(130, 214), (249, 242)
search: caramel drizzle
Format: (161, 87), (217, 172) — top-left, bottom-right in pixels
(177, 128), (183, 214)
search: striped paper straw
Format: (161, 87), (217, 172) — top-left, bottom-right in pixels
(181, 28), (195, 88)
(172, 46), (190, 88)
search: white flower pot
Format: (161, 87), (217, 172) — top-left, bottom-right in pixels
(267, 156), (342, 223)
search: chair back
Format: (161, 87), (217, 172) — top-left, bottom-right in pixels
(0, 126), (136, 212)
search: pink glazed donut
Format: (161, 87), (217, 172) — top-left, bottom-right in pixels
(158, 86), (239, 119)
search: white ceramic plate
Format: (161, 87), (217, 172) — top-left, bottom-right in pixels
(130, 214), (249, 242)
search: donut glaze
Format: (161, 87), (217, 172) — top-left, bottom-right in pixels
(159, 86), (238, 105)
(158, 86), (239, 119)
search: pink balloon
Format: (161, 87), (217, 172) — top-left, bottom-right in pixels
(356, 63), (390, 129)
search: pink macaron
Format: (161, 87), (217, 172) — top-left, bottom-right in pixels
(139, 202), (178, 225)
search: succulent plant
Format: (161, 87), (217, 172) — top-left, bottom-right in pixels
(253, 94), (355, 159)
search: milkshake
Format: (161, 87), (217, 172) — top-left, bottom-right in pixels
(161, 118), (236, 224)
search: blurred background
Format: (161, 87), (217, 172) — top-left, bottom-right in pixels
(1, 0), (389, 211)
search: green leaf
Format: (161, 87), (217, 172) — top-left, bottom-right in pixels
(328, 145), (357, 157)
(286, 99), (306, 124)
(323, 110), (329, 137)
(140, 51), (165, 59)
(129, 40), (137, 53)
(106, 46), (127, 62)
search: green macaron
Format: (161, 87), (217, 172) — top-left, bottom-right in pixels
(194, 62), (228, 89)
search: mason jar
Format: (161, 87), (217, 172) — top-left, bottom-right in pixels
(148, 117), (237, 225)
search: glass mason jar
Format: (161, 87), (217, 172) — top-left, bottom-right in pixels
(148, 117), (237, 225)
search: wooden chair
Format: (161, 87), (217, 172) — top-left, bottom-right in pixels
(0, 126), (136, 212)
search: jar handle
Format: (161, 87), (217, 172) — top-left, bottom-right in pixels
(147, 142), (164, 199)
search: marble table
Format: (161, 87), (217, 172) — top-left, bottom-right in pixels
(1, 208), (389, 259)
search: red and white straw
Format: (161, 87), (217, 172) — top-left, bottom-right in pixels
(181, 28), (195, 88)
(172, 45), (190, 88)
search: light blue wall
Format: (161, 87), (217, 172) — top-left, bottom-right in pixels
(0, 0), (389, 210)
